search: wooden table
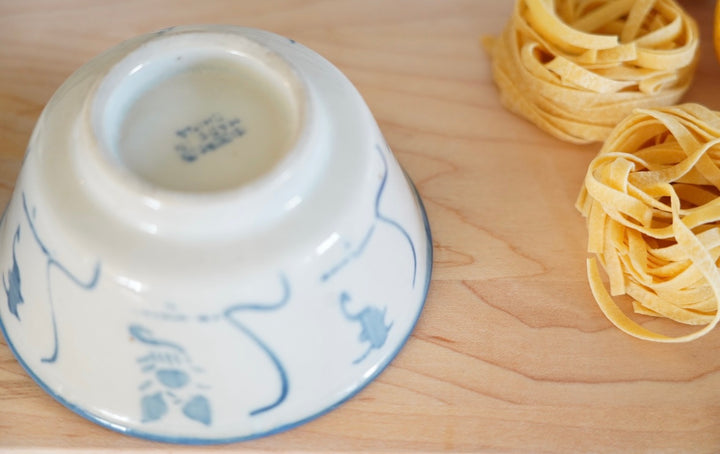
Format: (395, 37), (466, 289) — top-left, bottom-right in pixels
(3, 1), (720, 452)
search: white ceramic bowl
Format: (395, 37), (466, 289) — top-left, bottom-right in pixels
(0, 25), (432, 443)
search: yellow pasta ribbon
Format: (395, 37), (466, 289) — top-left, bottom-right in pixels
(484, 0), (700, 144)
(577, 104), (720, 342)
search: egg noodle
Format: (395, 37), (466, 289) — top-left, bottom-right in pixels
(577, 104), (720, 342)
(484, 0), (699, 144)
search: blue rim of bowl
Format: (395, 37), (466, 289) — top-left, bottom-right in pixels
(0, 173), (433, 445)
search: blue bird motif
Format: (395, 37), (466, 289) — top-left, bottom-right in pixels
(3, 227), (23, 320)
(339, 292), (393, 364)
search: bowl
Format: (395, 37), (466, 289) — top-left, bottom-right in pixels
(0, 25), (432, 443)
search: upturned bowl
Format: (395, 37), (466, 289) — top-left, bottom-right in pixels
(0, 25), (432, 443)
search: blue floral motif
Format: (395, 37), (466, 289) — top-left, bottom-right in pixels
(339, 292), (393, 364)
(1, 194), (101, 363)
(134, 274), (291, 423)
(141, 392), (169, 423)
(321, 143), (418, 287)
(182, 395), (212, 426)
(131, 324), (212, 426)
(156, 369), (190, 388)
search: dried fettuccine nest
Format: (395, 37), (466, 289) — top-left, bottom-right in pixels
(577, 104), (720, 342)
(484, 0), (699, 144)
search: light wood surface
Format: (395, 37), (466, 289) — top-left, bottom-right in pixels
(3, 1), (720, 452)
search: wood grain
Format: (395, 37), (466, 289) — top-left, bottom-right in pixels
(2, 0), (720, 452)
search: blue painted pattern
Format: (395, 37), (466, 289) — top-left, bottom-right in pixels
(321, 143), (418, 287)
(339, 292), (393, 364)
(222, 276), (290, 416)
(2, 194), (101, 363)
(319, 143), (417, 364)
(373, 144), (418, 287)
(3, 227), (23, 319)
(134, 274), (291, 423)
(131, 324), (212, 426)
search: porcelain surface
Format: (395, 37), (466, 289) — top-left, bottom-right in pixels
(0, 25), (432, 443)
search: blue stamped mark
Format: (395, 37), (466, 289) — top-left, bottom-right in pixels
(1, 194), (101, 363)
(175, 113), (245, 162)
(321, 143), (418, 287)
(135, 274), (291, 423)
(131, 324), (212, 426)
(339, 292), (393, 364)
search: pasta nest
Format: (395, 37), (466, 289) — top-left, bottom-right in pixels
(577, 104), (720, 342)
(485, 0), (699, 144)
